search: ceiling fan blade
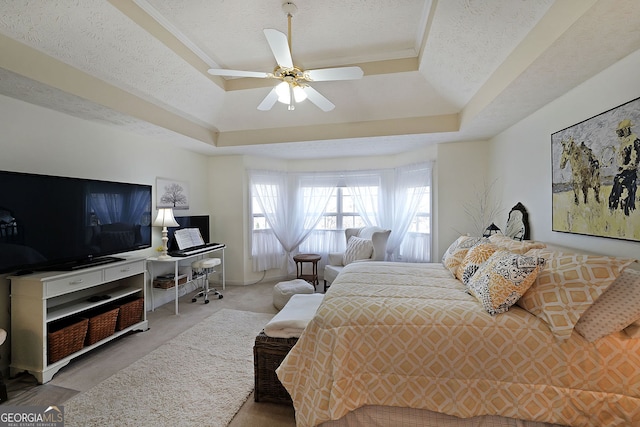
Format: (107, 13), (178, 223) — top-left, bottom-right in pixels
(207, 69), (270, 79)
(257, 87), (279, 111)
(305, 66), (364, 82)
(264, 29), (294, 69)
(303, 86), (335, 112)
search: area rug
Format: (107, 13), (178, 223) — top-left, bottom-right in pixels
(64, 309), (273, 427)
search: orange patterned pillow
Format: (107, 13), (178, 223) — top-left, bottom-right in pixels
(441, 235), (484, 276)
(467, 250), (546, 315)
(455, 242), (499, 285)
(517, 249), (635, 340)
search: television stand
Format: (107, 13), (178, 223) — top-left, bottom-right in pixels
(50, 256), (125, 271)
(9, 257), (148, 383)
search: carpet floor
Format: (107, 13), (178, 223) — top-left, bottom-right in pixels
(63, 309), (273, 427)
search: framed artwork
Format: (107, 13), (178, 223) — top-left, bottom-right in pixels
(156, 177), (189, 210)
(551, 96), (640, 242)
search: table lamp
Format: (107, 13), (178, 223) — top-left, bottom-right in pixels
(153, 208), (179, 259)
(482, 222), (502, 238)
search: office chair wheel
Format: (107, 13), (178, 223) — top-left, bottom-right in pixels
(204, 299), (210, 304)
(192, 297), (197, 303)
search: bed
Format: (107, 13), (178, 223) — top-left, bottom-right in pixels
(276, 236), (640, 427)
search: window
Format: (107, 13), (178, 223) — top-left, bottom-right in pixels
(407, 186), (431, 234)
(249, 163), (433, 271)
(316, 187), (367, 230)
(252, 193), (270, 230)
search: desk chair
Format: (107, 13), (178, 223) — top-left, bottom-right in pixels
(191, 258), (223, 304)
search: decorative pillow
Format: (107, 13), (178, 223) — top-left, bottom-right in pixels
(517, 249), (635, 340)
(488, 234), (546, 255)
(455, 242), (499, 285)
(574, 268), (640, 342)
(343, 236), (373, 265)
(467, 250), (546, 315)
(441, 235), (484, 276)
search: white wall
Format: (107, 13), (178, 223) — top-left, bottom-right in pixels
(0, 94), (210, 375)
(489, 48), (640, 259)
(434, 140), (491, 259)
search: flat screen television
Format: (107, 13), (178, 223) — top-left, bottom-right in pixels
(0, 170), (152, 274)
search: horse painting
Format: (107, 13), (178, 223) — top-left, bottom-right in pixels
(559, 137), (601, 205)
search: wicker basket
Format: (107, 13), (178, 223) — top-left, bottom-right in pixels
(253, 331), (298, 405)
(48, 317), (89, 364)
(85, 307), (120, 346)
(153, 275), (187, 289)
(114, 297), (144, 331)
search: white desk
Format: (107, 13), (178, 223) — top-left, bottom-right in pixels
(147, 245), (225, 314)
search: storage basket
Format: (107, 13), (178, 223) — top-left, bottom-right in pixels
(153, 274), (187, 289)
(253, 330), (298, 405)
(85, 307), (120, 346)
(113, 297), (144, 331)
(48, 317), (89, 364)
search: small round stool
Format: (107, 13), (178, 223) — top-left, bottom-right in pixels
(191, 258), (223, 304)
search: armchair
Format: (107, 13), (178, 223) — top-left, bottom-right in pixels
(323, 226), (391, 291)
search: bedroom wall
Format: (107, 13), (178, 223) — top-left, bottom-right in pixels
(0, 94), (211, 376)
(434, 139), (491, 259)
(488, 48), (640, 259)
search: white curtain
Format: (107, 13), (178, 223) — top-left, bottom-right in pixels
(387, 162), (433, 262)
(250, 164), (433, 272)
(250, 170), (287, 271)
(250, 170), (337, 273)
(344, 172), (384, 228)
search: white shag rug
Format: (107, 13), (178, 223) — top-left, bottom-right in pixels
(64, 309), (273, 427)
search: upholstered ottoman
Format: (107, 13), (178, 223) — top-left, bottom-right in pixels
(272, 279), (314, 310)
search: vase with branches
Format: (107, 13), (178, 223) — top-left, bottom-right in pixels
(461, 179), (503, 237)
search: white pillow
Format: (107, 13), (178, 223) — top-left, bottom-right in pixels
(343, 236), (373, 265)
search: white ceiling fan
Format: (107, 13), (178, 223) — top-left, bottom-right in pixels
(207, 2), (363, 112)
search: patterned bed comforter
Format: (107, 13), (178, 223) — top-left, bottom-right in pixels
(276, 262), (640, 427)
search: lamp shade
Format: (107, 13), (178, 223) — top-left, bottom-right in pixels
(153, 208), (179, 228)
(482, 222), (501, 237)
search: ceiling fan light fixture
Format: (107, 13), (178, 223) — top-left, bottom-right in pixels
(275, 82), (307, 105)
(276, 81), (290, 103)
(293, 85), (307, 102)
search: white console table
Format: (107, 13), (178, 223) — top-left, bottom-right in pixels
(9, 257), (148, 384)
(146, 245), (225, 315)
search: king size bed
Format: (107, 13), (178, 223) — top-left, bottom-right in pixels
(276, 235), (640, 427)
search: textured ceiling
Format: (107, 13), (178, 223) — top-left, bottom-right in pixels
(0, 0), (639, 159)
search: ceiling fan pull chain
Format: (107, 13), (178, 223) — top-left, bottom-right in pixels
(288, 85), (295, 110)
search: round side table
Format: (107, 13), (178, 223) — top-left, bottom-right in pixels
(293, 253), (321, 289)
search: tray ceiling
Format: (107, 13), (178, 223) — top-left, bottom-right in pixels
(0, 0), (639, 159)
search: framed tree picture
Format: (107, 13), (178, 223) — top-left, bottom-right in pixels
(551, 96), (640, 242)
(156, 178), (189, 210)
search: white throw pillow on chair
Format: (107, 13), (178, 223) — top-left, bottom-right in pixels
(343, 236), (373, 265)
